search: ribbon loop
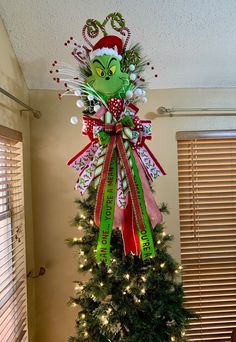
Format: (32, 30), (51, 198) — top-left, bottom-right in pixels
(115, 122), (123, 133)
(98, 112), (135, 146)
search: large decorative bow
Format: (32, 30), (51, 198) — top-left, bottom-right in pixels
(68, 99), (166, 265)
(97, 113), (136, 145)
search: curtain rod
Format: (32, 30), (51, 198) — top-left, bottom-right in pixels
(0, 87), (41, 119)
(157, 106), (236, 117)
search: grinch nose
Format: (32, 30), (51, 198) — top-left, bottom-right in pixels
(105, 76), (110, 80)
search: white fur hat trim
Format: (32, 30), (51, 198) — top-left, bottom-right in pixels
(90, 48), (122, 61)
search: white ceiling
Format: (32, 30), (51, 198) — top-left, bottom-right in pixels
(1, 0), (236, 90)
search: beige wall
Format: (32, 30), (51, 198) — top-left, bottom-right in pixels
(0, 18), (35, 341)
(29, 92), (83, 342)
(29, 88), (236, 342)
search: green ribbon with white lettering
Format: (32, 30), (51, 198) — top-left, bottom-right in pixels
(96, 151), (117, 265)
(129, 145), (155, 260)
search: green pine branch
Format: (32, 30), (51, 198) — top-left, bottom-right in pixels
(66, 187), (195, 341)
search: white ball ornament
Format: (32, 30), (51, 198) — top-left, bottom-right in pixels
(141, 97), (148, 103)
(126, 90), (133, 99)
(87, 94), (94, 101)
(134, 88), (143, 97)
(76, 99), (84, 108)
(74, 89), (81, 96)
(141, 89), (146, 96)
(94, 104), (101, 112)
(70, 116), (79, 125)
(129, 64), (135, 71)
(130, 73), (137, 81)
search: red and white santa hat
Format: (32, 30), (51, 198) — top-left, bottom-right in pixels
(90, 35), (123, 61)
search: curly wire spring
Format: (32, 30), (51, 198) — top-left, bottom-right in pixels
(104, 13), (130, 50)
(82, 26), (94, 48)
(87, 19), (107, 37)
(121, 27), (131, 51)
(81, 13), (128, 48)
(82, 18), (107, 48)
(104, 12), (125, 33)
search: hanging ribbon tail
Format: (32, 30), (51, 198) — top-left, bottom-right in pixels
(121, 193), (140, 256)
(95, 139), (117, 265)
(135, 144), (166, 181)
(113, 203), (124, 228)
(133, 150), (163, 226)
(116, 136), (155, 260)
(67, 141), (99, 174)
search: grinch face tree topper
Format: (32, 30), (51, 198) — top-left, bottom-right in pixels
(86, 36), (130, 100)
(50, 12), (159, 112)
(50, 13), (165, 265)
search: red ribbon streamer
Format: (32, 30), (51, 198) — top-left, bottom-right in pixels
(95, 134), (146, 233)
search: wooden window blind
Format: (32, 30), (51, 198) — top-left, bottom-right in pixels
(177, 130), (236, 341)
(0, 125), (28, 342)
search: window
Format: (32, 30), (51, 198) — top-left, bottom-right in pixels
(0, 125), (28, 341)
(177, 130), (236, 342)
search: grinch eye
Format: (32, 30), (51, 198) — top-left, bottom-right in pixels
(96, 68), (105, 77)
(108, 65), (116, 76)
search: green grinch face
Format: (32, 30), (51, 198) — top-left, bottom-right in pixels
(86, 54), (130, 98)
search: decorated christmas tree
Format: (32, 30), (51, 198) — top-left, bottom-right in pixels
(50, 12), (193, 341)
(66, 188), (192, 342)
